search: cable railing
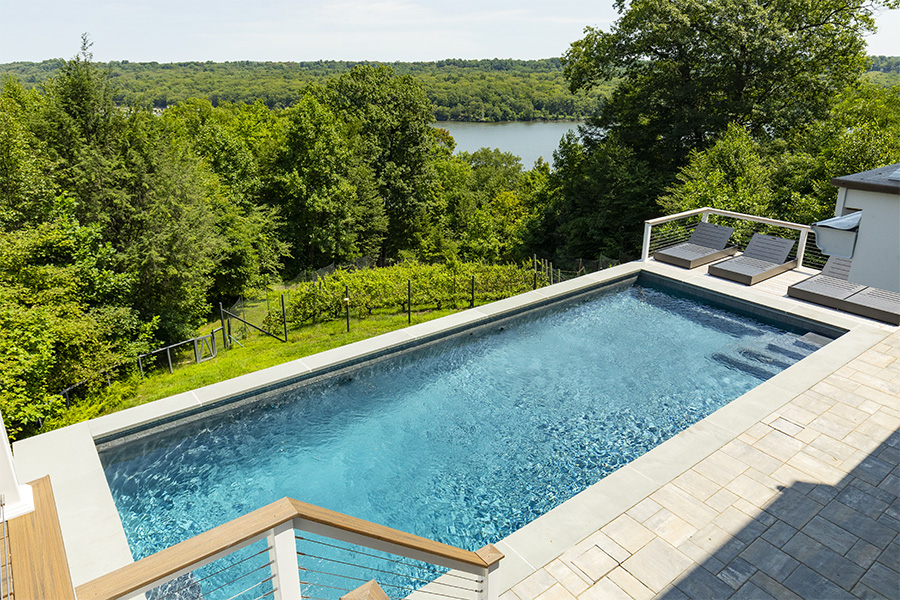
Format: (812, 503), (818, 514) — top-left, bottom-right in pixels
(75, 497), (502, 600)
(641, 207), (823, 269)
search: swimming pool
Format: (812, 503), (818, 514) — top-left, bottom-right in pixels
(99, 277), (835, 570)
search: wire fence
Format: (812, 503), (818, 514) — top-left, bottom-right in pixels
(50, 257), (614, 411)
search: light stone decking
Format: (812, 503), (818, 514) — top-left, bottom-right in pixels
(12, 260), (900, 598)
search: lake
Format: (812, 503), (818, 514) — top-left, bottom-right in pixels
(434, 121), (583, 169)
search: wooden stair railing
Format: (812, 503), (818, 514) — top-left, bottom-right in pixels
(75, 496), (503, 600)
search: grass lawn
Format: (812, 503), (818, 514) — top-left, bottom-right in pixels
(119, 307), (463, 411)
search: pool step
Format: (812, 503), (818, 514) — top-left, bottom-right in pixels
(738, 349), (794, 370)
(766, 343), (809, 361)
(712, 352), (779, 380)
(714, 331), (824, 380)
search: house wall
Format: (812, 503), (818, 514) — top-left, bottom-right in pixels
(837, 188), (900, 292)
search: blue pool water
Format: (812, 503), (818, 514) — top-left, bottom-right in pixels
(100, 283), (827, 563)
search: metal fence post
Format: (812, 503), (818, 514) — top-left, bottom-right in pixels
(407, 280), (411, 324)
(282, 294), (288, 342)
(193, 339), (200, 364)
(470, 275), (475, 308)
(138, 355), (144, 379)
(166, 348), (173, 374)
(268, 521), (302, 600)
(219, 302), (228, 350)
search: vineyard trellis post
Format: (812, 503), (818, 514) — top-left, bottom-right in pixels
(219, 302), (228, 349)
(344, 285), (350, 332)
(281, 294), (288, 342)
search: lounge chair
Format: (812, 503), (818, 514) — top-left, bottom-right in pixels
(788, 256), (900, 324)
(842, 287), (900, 325)
(708, 233), (797, 285)
(787, 256), (865, 309)
(653, 221), (737, 269)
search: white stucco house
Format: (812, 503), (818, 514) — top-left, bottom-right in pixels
(824, 163), (900, 293)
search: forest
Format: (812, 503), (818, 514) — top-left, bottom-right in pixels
(2, 0), (900, 439)
(0, 58), (610, 121)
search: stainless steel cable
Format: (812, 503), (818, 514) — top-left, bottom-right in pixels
(221, 574), (276, 600)
(199, 562), (274, 599)
(298, 566), (477, 600)
(152, 547), (273, 598)
(296, 551), (476, 592)
(295, 536), (479, 582)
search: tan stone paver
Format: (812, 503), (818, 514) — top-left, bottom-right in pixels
(504, 305), (899, 599)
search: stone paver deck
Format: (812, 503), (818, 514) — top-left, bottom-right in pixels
(503, 268), (900, 600)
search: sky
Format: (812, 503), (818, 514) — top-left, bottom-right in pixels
(0, 0), (898, 64)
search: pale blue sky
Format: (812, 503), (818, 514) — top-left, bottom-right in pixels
(1, 0), (898, 63)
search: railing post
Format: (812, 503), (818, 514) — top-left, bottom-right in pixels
(475, 545), (504, 600)
(701, 210), (710, 223)
(193, 339), (200, 364)
(268, 521), (302, 600)
(641, 221), (652, 261)
(797, 228), (809, 267)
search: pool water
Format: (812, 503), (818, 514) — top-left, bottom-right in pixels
(100, 284), (826, 562)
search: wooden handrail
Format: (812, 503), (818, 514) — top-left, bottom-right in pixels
(76, 496), (498, 600)
(284, 498), (494, 568)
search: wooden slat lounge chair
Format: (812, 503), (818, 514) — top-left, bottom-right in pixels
(787, 256), (865, 308)
(842, 287), (900, 325)
(708, 233), (797, 285)
(653, 221), (737, 269)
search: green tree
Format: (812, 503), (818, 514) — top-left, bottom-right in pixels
(0, 199), (152, 439)
(0, 79), (56, 228)
(661, 83), (900, 227)
(316, 66), (441, 257)
(530, 132), (657, 261)
(162, 98), (288, 298)
(535, 0), (898, 261)
(26, 40), (224, 341)
(263, 94), (386, 271)
(564, 0), (896, 170)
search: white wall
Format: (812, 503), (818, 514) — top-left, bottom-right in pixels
(839, 188), (900, 292)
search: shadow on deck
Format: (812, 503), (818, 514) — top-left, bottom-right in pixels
(661, 429), (899, 599)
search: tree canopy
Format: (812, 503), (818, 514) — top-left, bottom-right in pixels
(0, 44), (550, 438)
(529, 0), (900, 263)
(565, 0), (895, 168)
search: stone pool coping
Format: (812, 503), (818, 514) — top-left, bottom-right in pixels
(11, 261), (895, 589)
